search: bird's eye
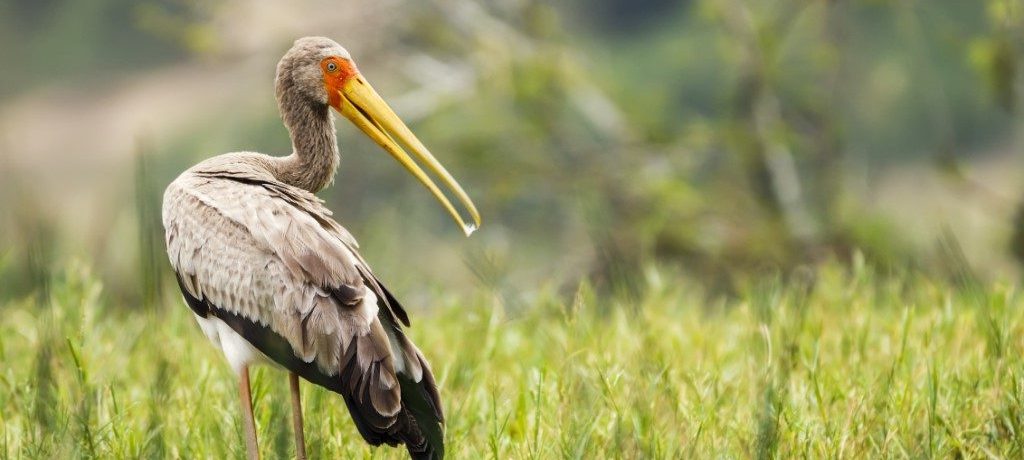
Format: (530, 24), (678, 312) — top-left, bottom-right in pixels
(326, 62), (338, 72)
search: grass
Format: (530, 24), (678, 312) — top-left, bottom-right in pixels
(1, 259), (1023, 459)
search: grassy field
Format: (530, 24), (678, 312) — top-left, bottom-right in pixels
(1, 259), (1023, 459)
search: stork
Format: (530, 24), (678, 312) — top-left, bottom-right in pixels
(162, 37), (479, 460)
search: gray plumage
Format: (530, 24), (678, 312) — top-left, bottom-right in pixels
(163, 37), (444, 459)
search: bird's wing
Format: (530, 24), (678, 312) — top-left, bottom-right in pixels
(163, 166), (440, 445)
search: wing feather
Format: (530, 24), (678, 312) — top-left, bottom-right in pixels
(163, 158), (441, 455)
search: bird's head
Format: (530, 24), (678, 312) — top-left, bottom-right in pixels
(277, 36), (480, 236)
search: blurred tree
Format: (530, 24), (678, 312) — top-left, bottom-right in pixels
(2, 0), (1022, 301)
(384, 0), (1024, 293)
(1010, 201), (1024, 269)
(0, 0), (216, 98)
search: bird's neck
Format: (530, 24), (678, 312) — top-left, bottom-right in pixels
(275, 95), (340, 193)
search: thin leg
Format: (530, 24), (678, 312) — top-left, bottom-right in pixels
(239, 365), (259, 460)
(289, 372), (308, 460)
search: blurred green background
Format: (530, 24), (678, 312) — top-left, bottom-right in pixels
(1, 0), (1023, 305)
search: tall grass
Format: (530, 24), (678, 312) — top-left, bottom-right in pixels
(1, 260), (1022, 458)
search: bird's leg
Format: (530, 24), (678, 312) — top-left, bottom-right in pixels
(239, 365), (260, 460)
(288, 372), (308, 460)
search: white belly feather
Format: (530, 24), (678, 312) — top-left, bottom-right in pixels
(193, 311), (275, 375)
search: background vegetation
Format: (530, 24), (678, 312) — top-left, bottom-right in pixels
(1, 0), (1024, 457)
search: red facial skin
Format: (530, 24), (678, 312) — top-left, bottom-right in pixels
(322, 57), (359, 108)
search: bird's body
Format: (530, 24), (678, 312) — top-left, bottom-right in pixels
(163, 37), (479, 459)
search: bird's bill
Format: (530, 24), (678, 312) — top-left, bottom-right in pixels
(334, 76), (480, 237)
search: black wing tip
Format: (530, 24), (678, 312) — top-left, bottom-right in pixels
(399, 415), (445, 460)
(408, 442), (445, 460)
(398, 374), (446, 459)
(336, 341), (445, 458)
(376, 280), (412, 327)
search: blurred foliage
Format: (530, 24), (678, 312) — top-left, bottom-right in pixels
(0, 0), (212, 99)
(397, 0), (1023, 293)
(1, 0), (1023, 302)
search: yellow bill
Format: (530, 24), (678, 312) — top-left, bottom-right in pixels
(335, 75), (481, 237)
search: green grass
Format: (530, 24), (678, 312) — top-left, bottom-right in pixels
(2, 259), (1023, 459)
